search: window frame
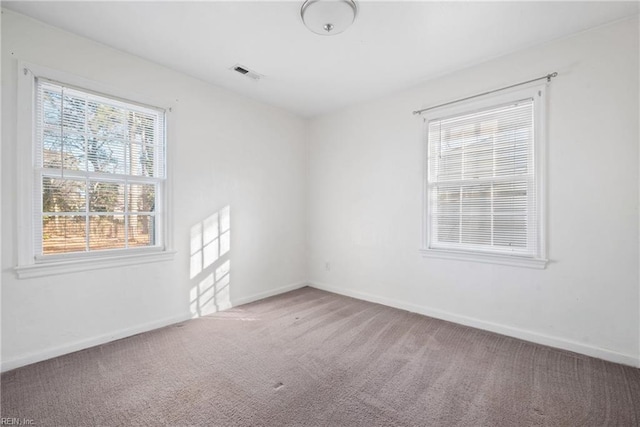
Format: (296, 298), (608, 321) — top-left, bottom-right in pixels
(15, 61), (175, 279)
(419, 83), (548, 269)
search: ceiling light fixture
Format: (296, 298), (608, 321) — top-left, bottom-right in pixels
(301, 0), (358, 36)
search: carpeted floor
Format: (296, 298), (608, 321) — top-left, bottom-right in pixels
(2, 287), (640, 426)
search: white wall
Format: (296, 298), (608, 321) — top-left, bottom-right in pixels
(1, 10), (308, 371)
(308, 16), (640, 366)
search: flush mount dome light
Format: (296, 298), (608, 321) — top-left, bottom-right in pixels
(301, 0), (357, 36)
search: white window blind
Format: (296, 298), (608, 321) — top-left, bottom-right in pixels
(426, 98), (540, 258)
(34, 78), (166, 258)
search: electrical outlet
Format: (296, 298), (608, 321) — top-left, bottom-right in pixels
(325, 262), (330, 271)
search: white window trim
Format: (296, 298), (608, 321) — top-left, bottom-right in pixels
(419, 82), (548, 269)
(16, 61), (176, 279)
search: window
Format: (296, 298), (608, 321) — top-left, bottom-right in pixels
(16, 63), (174, 278)
(421, 85), (547, 268)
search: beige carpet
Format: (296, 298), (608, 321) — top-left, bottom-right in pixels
(2, 287), (640, 426)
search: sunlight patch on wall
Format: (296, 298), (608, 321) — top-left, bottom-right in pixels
(190, 206), (230, 279)
(189, 206), (231, 317)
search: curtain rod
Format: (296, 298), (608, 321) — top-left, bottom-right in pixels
(412, 72), (558, 116)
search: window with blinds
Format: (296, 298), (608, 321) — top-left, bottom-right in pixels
(425, 88), (545, 264)
(35, 79), (166, 258)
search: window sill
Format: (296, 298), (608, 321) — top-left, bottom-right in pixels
(419, 248), (548, 269)
(15, 250), (177, 279)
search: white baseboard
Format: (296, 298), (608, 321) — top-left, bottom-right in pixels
(5, 281), (635, 372)
(1, 313), (190, 373)
(232, 281), (307, 306)
(309, 281), (640, 368)
(1, 281), (308, 373)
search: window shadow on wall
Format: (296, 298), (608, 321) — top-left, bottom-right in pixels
(189, 205), (231, 317)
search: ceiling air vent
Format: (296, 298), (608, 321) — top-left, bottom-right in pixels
(231, 64), (262, 81)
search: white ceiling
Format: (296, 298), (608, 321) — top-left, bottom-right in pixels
(4, 1), (639, 117)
